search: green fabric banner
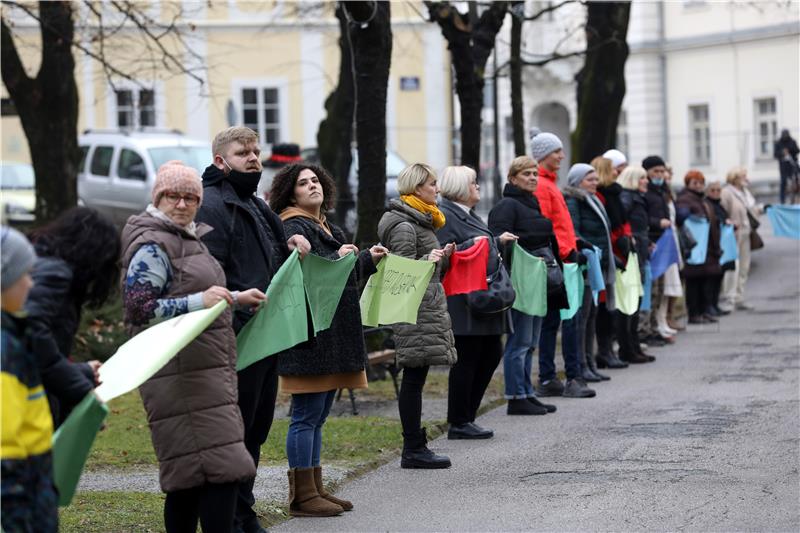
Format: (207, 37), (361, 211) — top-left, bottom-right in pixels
(237, 250), (308, 370)
(360, 253), (435, 326)
(615, 252), (642, 316)
(52, 392), (109, 506)
(510, 242), (548, 317)
(559, 263), (585, 320)
(301, 251), (357, 333)
(95, 300), (228, 403)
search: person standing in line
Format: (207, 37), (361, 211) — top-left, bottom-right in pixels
(774, 129), (799, 204)
(269, 163), (387, 516)
(121, 161), (266, 533)
(377, 163), (457, 469)
(1, 226), (58, 533)
(195, 127), (310, 533)
(488, 156), (564, 414)
(529, 130), (595, 399)
(705, 180), (734, 317)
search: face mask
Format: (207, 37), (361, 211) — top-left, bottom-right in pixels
(651, 178), (664, 186)
(222, 157), (261, 196)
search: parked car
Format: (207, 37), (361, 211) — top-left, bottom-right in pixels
(78, 130), (210, 226)
(0, 162), (36, 224)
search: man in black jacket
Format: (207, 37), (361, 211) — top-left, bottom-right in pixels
(774, 129), (799, 204)
(195, 126), (309, 533)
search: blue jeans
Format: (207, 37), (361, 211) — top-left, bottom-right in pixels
(503, 309), (543, 399)
(538, 305), (582, 382)
(286, 390), (336, 468)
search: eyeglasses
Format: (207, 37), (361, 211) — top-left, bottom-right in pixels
(164, 192), (199, 206)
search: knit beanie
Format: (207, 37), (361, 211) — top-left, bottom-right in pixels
(151, 160), (203, 206)
(566, 163), (595, 188)
(603, 149), (627, 168)
(530, 131), (564, 161)
(642, 155), (666, 171)
(1, 226), (36, 291)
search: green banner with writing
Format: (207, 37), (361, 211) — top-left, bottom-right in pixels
(360, 254), (435, 326)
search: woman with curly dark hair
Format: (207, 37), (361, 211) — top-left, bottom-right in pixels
(24, 207), (121, 426)
(270, 162), (387, 517)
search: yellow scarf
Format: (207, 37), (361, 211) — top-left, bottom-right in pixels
(400, 195), (446, 229)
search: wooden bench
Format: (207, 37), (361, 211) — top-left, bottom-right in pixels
(335, 329), (399, 416)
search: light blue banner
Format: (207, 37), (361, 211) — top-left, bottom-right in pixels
(767, 205), (800, 239)
(640, 261), (653, 312)
(719, 224), (738, 264)
(684, 217), (710, 265)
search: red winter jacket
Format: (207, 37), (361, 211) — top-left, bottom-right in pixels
(534, 167), (577, 260)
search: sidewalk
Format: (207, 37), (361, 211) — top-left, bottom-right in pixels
(275, 219), (800, 532)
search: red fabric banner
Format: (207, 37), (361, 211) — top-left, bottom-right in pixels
(442, 238), (490, 296)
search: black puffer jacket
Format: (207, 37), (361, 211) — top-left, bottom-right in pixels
(196, 165), (290, 333)
(644, 180), (671, 242)
(24, 256), (95, 426)
(620, 188), (651, 265)
(488, 183), (568, 310)
(277, 216), (376, 376)
(596, 183), (627, 232)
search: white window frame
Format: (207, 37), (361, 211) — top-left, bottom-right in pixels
(106, 81), (165, 130)
(753, 96), (778, 162)
(688, 103), (712, 167)
(231, 78), (289, 151)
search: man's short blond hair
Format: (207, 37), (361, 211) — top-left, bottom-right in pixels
(508, 156), (537, 181)
(397, 163), (436, 195)
(439, 166), (476, 202)
(212, 126), (259, 157)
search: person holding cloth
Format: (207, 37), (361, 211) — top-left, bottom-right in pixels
(269, 162), (387, 516)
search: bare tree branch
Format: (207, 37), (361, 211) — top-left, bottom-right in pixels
(522, 0), (580, 22)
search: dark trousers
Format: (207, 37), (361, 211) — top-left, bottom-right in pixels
(538, 305), (582, 381)
(595, 303), (614, 357)
(164, 482), (238, 533)
(447, 335), (503, 425)
(399, 365), (430, 440)
(577, 286), (596, 370)
(615, 308), (640, 358)
(685, 276), (709, 317)
(705, 273), (724, 310)
(235, 355), (279, 527)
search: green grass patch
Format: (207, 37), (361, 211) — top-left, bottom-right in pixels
(60, 491), (165, 532)
(73, 295), (129, 363)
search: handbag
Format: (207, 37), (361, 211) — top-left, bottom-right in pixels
(678, 225), (698, 259)
(747, 210), (764, 250)
(466, 255), (516, 316)
(529, 245), (564, 294)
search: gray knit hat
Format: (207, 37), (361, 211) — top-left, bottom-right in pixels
(1, 226), (36, 291)
(529, 130), (564, 161)
(566, 163), (595, 188)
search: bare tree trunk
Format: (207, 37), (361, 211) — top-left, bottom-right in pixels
(509, 1), (525, 156)
(428, 2), (507, 171)
(343, 1), (392, 249)
(318, 4), (355, 231)
(571, 1), (631, 163)
(2, 1), (79, 224)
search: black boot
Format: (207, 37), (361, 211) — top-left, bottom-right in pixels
(598, 352), (629, 369)
(401, 428), (451, 469)
(527, 396), (557, 413)
(586, 351), (610, 381)
(507, 398), (547, 415)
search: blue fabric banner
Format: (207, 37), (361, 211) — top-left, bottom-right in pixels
(581, 246), (605, 293)
(684, 217), (710, 265)
(767, 205), (800, 239)
(650, 227), (680, 279)
(719, 224), (738, 264)
(640, 261), (653, 312)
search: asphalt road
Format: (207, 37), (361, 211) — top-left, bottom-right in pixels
(276, 224), (800, 532)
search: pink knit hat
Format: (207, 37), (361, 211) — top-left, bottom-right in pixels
(151, 160), (203, 206)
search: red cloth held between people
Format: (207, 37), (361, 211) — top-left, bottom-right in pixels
(534, 167), (577, 260)
(443, 238), (490, 296)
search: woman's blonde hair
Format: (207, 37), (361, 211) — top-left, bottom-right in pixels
(507, 156), (537, 181)
(591, 156), (616, 187)
(397, 163), (436, 195)
(617, 165), (647, 190)
(439, 166), (476, 202)
(725, 166), (747, 185)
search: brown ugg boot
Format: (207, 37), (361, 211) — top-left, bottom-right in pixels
(288, 467), (344, 517)
(313, 466), (353, 511)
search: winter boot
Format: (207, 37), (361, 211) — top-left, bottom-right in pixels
(313, 466), (352, 511)
(527, 396), (557, 413)
(288, 467), (344, 517)
(586, 350), (610, 381)
(401, 428), (451, 469)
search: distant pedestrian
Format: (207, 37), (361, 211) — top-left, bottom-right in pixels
(774, 129), (799, 204)
(270, 162), (387, 515)
(377, 163), (457, 469)
(121, 161), (266, 533)
(1, 226), (58, 533)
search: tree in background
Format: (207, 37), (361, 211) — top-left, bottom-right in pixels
(1, 1), (203, 224)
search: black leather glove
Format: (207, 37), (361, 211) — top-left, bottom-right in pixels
(764, 203), (772, 211)
(576, 252), (588, 266)
(616, 235), (631, 257)
(614, 255), (626, 271)
(576, 238), (593, 251)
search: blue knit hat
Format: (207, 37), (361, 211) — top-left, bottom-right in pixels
(529, 130), (564, 161)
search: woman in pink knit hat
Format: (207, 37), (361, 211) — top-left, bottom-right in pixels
(119, 161), (267, 533)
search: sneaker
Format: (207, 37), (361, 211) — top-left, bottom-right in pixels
(562, 379), (596, 398)
(736, 302), (754, 311)
(535, 379), (565, 397)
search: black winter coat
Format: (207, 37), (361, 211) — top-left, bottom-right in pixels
(24, 256), (95, 426)
(436, 198), (511, 336)
(488, 183), (568, 310)
(675, 188), (722, 278)
(564, 186), (612, 262)
(644, 180), (671, 242)
(596, 183), (627, 232)
(196, 165), (290, 333)
(277, 216), (376, 376)
(620, 188), (651, 265)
